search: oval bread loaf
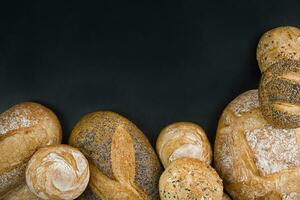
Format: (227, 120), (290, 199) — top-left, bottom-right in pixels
(26, 144), (90, 200)
(256, 26), (300, 73)
(156, 122), (212, 168)
(69, 111), (162, 200)
(214, 90), (300, 199)
(159, 158), (223, 200)
(0, 102), (62, 198)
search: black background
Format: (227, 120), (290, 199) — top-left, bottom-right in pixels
(0, 1), (299, 146)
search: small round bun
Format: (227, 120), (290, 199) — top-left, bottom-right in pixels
(159, 158), (223, 200)
(156, 122), (212, 168)
(259, 60), (300, 129)
(257, 26), (300, 72)
(214, 90), (300, 199)
(26, 145), (90, 200)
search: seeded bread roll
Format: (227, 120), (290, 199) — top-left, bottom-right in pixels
(156, 122), (212, 168)
(259, 60), (300, 129)
(26, 144), (90, 200)
(256, 26), (300, 73)
(0, 102), (62, 198)
(159, 158), (223, 200)
(3, 184), (40, 200)
(214, 90), (300, 199)
(69, 111), (162, 200)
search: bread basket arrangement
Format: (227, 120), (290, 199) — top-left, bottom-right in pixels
(0, 26), (299, 200)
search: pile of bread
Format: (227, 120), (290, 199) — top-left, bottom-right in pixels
(1, 26), (299, 200)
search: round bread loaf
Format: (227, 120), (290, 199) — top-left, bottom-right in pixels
(69, 111), (162, 200)
(159, 158), (223, 200)
(4, 184), (40, 200)
(26, 144), (90, 200)
(259, 60), (300, 129)
(0, 102), (62, 198)
(214, 90), (300, 199)
(256, 26), (300, 73)
(156, 122), (212, 168)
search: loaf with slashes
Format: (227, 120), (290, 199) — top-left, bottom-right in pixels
(0, 102), (62, 199)
(26, 144), (90, 200)
(69, 111), (162, 200)
(156, 122), (212, 168)
(214, 90), (300, 199)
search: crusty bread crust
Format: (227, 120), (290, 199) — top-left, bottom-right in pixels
(0, 102), (62, 198)
(256, 26), (300, 73)
(214, 90), (300, 199)
(69, 111), (162, 200)
(26, 144), (89, 200)
(159, 158), (223, 200)
(156, 122), (212, 168)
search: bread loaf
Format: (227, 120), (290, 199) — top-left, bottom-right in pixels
(156, 122), (212, 168)
(256, 26), (300, 73)
(214, 90), (300, 199)
(259, 60), (300, 128)
(159, 158), (223, 200)
(26, 144), (89, 200)
(69, 111), (162, 200)
(0, 102), (62, 198)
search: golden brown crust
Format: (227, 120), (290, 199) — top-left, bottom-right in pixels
(69, 111), (162, 200)
(156, 122), (212, 168)
(256, 26), (300, 72)
(0, 102), (62, 198)
(25, 144), (90, 200)
(159, 158), (223, 200)
(214, 90), (300, 200)
(259, 60), (300, 128)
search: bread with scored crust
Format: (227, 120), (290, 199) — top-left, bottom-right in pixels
(214, 90), (300, 199)
(0, 102), (62, 199)
(69, 111), (162, 200)
(26, 144), (90, 200)
(156, 122), (212, 168)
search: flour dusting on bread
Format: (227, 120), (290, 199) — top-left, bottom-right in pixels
(245, 126), (300, 176)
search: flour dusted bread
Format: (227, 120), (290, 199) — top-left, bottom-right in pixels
(214, 90), (300, 199)
(0, 102), (62, 198)
(156, 122), (212, 168)
(69, 111), (162, 200)
(26, 144), (90, 200)
(159, 158), (223, 200)
(256, 26), (300, 72)
(259, 60), (300, 128)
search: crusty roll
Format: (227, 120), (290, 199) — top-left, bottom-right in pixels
(214, 90), (300, 199)
(156, 122), (212, 168)
(26, 144), (90, 200)
(0, 102), (62, 198)
(159, 158), (223, 200)
(256, 26), (300, 73)
(259, 60), (300, 129)
(69, 111), (162, 200)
